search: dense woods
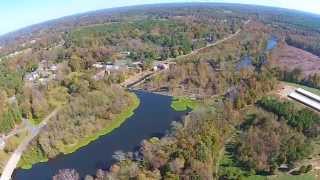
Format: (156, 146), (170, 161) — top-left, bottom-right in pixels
(258, 96), (320, 137)
(236, 109), (311, 174)
(68, 18), (241, 61)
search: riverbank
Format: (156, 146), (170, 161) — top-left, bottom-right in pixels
(14, 91), (188, 179)
(59, 93), (140, 154)
(170, 97), (198, 111)
(18, 92), (140, 170)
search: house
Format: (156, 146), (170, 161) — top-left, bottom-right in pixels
(0, 138), (5, 150)
(25, 71), (40, 81)
(49, 65), (57, 72)
(153, 63), (169, 71)
(92, 63), (104, 69)
(158, 63), (169, 70)
(153, 66), (159, 71)
(105, 64), (120, 70)
(30, 40), (36, 44)
(120, 51), (131, 56)
(279, 164), (289, 171)
(132, 61), (143, 67)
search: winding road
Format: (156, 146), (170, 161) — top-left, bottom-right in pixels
(0, 108), (60, 180)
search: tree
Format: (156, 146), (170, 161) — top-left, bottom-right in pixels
(53, 169), (79, 180)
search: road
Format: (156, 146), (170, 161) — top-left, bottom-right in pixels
(0, 108), (60, 180)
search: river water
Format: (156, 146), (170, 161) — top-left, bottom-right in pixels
(13, 91), (188, 180)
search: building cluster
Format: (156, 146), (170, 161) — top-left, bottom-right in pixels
(25, 61), (58, 84)
(92, 61), (127, 80)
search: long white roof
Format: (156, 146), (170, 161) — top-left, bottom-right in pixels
(296, 88), (320, 103)
(289, 91), (320, 111)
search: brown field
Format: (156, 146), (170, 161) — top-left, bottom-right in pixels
(270, 42), (320, 75)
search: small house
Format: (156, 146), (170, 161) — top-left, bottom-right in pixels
(120, 51), (131, 56)
(49, 65), (57, 71)
(154, 63), (169, 71)
(25, 71), (40, 81)
(0, 138), (5, 150)
(92, 63), (104, 69)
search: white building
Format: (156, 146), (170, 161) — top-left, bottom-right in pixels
(0, 138), (5, 150)
(288, 89), (320, 112)
(106, 64), (120, 70)
(92, 63), (104, 69)
(49, 65), (57, 71)
(153, 63), (169, 71)
(25, 72), (40, 81)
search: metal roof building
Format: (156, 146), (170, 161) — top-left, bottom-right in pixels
(296, 88), (320, 103)
(288, 90), (320, 112)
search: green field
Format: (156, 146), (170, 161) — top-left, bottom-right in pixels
(170, 97), (198, 111)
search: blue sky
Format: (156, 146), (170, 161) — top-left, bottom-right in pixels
(0, 0), (319, 35)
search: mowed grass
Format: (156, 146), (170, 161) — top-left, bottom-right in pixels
(170, 97), (198, 111)
(283, 82), (320, 96)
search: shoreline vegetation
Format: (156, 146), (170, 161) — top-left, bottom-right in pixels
(19, 92), (140, 169)
(170, 97), (199, 111)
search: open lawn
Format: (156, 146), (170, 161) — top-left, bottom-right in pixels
(170, 97), (199, 111)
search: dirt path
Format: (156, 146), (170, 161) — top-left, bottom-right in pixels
(0, 108), (60, 180)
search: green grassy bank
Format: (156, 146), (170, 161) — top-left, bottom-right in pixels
(170, 97), (198, 111)
(19, 92), (140, 169)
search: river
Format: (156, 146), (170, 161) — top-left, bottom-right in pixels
(13, 91), (188, 180)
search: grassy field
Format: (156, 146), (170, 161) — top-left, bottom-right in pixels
(170, 97), (199, 111)
(19, 92), (140, 169)
(283, 82), (320, 96)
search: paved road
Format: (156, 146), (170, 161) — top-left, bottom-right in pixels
(0, 108), (59, 180)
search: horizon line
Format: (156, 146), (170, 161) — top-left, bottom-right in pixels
(0, 1), (319, 37)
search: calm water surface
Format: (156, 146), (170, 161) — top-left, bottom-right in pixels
(13, 91), (188, 180)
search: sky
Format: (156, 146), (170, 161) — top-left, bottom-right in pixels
(0, 0), (319, 35)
